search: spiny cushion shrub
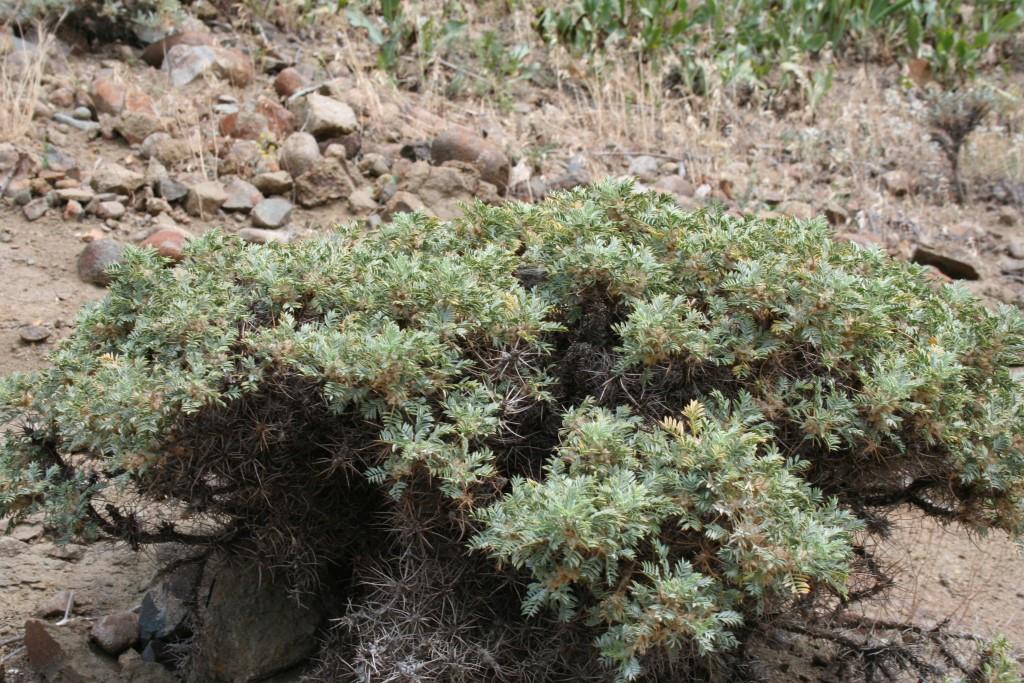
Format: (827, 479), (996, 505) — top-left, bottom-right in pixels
(3, 181), (1024, 680)
(2, 0), (182, 45)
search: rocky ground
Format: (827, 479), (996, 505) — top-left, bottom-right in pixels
(1, 4), (1023, 681)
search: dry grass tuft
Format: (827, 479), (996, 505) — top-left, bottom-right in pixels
(0, 24), (54, 143)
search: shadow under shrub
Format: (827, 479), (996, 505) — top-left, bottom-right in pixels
(3, 181), (1024, 681)
(2, 0), (183, 46)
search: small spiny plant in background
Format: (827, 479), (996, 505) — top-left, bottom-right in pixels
(928, 87), (994, 204)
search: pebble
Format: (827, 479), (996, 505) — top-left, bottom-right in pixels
(45, 147), (79, 174)
(185, 180), (227, 217)
(115, 111), (164, 145)
(164, 44), (217, 86)
(142, 30), (214, 68)
(273, 67), (308, 98)
(64, 199), (84, 220)
(19, 325), (51, 343)
(25, 619), (120, 680)
(881, 169), (914, 197)
(222, 178), (263, 212)
(253, 170), (293, 195)
(383, 191), (426, 221)
(56, 188), (95, 204)
(157, 176), (189, 203)
(91, 75), (126, 115)
(140, 229), (189, 261)
(95, 201), (126, 220)
(627, 155), (661, 183)
(289, 93), (357, 139)
(35, 590), (74, 619)
(145, 196), (173, 215)
(348, 187), (378, 213)
(12, 522), (43, 541)
(72, 106), (93, 120)
(23, 198), (49, 221)
(53, 113), (100, 132)
(77, 239), (126, 285)
(92, 163), (145, 194)
(43, 543), (86, 561)
(778, 200), (814, 221)
(251, 197), (294, 228)
(358, 152), (390, 178)
(239, 227), (292, 244)
(431, 127), (510, 192)
(10, 187), (32, 205)
(219, 110), (269, 140)
(653, 175), (694, 197)
(278, 132), (321, 177)
(91, 612), (140, 656)
(294, 158), (355, 208)
(165, 44), (253, 88)
(0, 536), (28, 558)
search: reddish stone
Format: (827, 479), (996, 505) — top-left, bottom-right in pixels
(141, 229), (190, 261)
(256, 98), (295, 139)
(218, 112), (239, 137)
(77, 239), (126, 285)
(30, 177), (52, 196)
(64, 200), (84, 220)
(431, 127), (510, 193)
(141, 31), (213, 68)
(91, 75), (125, 115)
(212, 47), (254, 87)
(219, 111), (268, 140)
(124, 88), (156, 116)
(273, 67), (307, 98)
(116, 111), (164, 145)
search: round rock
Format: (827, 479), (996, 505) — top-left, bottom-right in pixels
(251, 197), (294, 229)
(140, 229), (189, 261)
(91, 612), (140, 656)
(278, 132), (321, 177)
(627, 155), (661, 183)
(77, 239), (126, 286)
(19, 325), (51, 343)
(273, 67), (307, 98)
(431, 127), (510, 192)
